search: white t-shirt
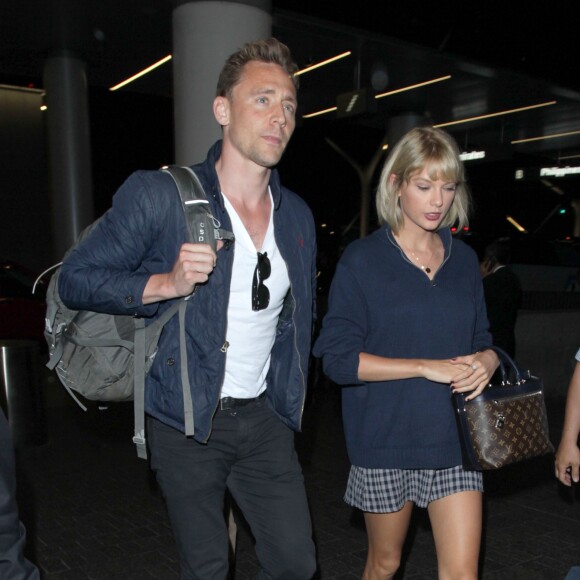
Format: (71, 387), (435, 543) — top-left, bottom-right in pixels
(576, 348), (580, 363)
(220, 191), (290, 399)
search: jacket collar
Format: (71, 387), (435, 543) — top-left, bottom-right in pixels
(202, 140), (284, 211)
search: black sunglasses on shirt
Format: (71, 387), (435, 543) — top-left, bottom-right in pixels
(252, 251), (271, 311)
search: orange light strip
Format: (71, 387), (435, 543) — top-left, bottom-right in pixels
(294, 51), (351, 76)
(303, 75), (451, 119)
(302, 106), (338, 119)
(375, 75), (451, 99)
(434, 100), (556, 128)
(506, 215), (527, 233)
(110, 55), (173, 91)
(511, 128), (580, 144)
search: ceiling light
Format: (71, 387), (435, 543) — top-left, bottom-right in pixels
(294, 51), (351, 76)
(433, 100), (556, 128)
(511, 128), (580, 144)
(302, 106), (338, 119)
(110, 55), (172, 91)
(303, 75), (451, 119)
(375, 75), (451, 99)
(506, 215), (527, 233)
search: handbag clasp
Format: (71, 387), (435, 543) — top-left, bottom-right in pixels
(495, 413), (505, 429)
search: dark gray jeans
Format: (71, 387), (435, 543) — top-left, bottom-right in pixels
(0, 408), (40, 580)
(147, 399), (316, 580)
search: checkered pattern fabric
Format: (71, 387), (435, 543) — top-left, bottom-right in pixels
(344, 465), (483, 512)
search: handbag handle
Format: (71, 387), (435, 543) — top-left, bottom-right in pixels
(484, 345), (524, 384)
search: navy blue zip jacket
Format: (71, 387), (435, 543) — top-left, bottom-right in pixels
(59, 141), (317, 442)
(313, 226), (492, 469)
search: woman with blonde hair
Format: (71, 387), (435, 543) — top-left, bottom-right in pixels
(314, 126), (499, 579)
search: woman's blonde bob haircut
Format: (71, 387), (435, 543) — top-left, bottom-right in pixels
(376, 126), (471, 233)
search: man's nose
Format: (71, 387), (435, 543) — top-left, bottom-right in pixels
(271, 103), (288, 127)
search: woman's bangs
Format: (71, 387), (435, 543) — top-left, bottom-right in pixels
(424, 154), (462, 184)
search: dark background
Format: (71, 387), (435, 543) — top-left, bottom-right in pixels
(1, 1), (579, 275)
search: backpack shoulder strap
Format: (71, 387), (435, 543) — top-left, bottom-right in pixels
(161, 165), (234, 250)
(133, 165), (231, 457)
(132, 299), (184, 459)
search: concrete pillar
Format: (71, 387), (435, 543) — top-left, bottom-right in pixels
(43, 54), (93, 259)
(172, 0), (272, 165)
(387, 113), (429, 149)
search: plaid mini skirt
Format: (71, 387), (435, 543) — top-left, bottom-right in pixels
(344, 465), (483, 513)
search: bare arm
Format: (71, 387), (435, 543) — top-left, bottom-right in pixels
(555, 361), (580, 486)
(358, 348), (499, 401)
(358, 353), (470, 384)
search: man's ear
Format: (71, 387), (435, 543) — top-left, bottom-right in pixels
(213, 96), (229, 126)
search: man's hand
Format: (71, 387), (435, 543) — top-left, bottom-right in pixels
(555, 440), (580, 486)
(143, 241), (222, 304)
(168, 242), (219, 296)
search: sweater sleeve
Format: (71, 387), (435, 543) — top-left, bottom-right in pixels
(58, 171), (168, 317)
(312, 259), (366, 386)
(470, 251), (493, 352)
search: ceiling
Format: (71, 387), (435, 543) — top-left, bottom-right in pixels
(2, 0), (580, 165)
(2, 1), (580, 243)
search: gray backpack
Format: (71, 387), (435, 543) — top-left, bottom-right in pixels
(42, 166), (234, 459)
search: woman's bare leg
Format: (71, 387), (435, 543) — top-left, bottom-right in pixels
(362, 501), (414, 579)
(427, 491), (482, 580)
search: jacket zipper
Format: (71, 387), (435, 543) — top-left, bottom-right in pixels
(203, 226), (234, 443)
(290, 283), (307, 431)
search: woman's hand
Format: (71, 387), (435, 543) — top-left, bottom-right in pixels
(419, 359), (471, 384)
(449, 349), (500, 401)
(358, 351), (498, 389)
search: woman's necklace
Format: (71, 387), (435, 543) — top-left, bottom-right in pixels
(396, 240), (434, 274)
(393, 233), (439, 274)
(406, 247), (433, 273)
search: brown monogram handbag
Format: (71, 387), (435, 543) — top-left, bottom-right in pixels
(452, 346), (555, 471)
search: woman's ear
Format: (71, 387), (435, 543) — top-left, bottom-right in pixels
(389, 173), (400, 193)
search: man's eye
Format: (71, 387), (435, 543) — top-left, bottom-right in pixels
(257, 96), (267, 104)
(284, 104), (295, 114)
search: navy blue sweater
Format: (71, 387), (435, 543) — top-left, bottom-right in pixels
(313, 226), (492, 469)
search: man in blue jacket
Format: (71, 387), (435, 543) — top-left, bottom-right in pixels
(59, 38), (317, 579)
